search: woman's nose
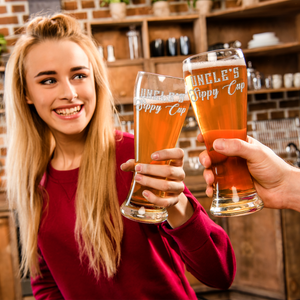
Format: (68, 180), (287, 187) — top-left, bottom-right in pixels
(59, 80), (77, 101)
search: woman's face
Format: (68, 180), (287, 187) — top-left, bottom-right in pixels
(25, 39), (96, 139)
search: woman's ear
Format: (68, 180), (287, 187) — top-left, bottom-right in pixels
(26, 96), (33, 104)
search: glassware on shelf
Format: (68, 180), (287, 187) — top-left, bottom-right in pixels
(126, 26), (142, 60)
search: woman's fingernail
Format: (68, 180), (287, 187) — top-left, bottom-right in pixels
(120, 164), (124, 170)
(135, 164), (141, 172)
(214, 139), (225, 150)
(151, 153), (159, 160)
(142, 191), (149, 199)
(135, 174), (142, 182)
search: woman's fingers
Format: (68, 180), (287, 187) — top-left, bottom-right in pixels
(142, 190), (183, 208)
(151, 148), (184, 167)
(135, 163), (185, 181)
(135, 173), (185, 194)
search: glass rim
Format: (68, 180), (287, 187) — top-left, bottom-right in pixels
(137, 71), (184, 81)
(182, 48), (244, 65)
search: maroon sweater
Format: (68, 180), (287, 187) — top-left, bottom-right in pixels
(31, 132), (236, 300)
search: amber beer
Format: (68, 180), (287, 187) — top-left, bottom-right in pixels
(130, 99), (190, 207)
(183, 49), (263, 216)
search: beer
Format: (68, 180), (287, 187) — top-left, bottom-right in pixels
(120, 72), (190, 224)
(130, 99), (190, 207)
(183, 50), (263, 216)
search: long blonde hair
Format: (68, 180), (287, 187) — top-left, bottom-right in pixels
(5, 13), (123, 279)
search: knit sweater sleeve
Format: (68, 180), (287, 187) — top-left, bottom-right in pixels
(31, 249), (64, 300)
(161, 186), (236, 290)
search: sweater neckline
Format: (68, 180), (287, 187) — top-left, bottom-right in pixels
(47, 162), (79, 182)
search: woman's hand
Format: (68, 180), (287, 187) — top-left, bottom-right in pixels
(198, 133), (300, 211)
(121, 148), (194, 228)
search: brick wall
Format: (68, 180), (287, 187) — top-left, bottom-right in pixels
(117, 90), (300, 172)
(0, 0), (299, 188)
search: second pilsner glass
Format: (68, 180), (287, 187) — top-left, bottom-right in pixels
(183, 48), (264, 217)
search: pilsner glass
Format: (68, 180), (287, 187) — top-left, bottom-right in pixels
(183, 48), (264, 217)
(120, 71), (190, 224)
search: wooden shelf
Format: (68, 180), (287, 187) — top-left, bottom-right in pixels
(248, 87), (300, 94)
(106, 58), (144, 67)
(208, 0), (300, 19)
(243, 42), (300, 57)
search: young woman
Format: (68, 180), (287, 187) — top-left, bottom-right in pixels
(5, 13), (236, 299)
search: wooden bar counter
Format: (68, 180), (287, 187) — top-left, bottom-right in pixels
(184, 171), (300, 300)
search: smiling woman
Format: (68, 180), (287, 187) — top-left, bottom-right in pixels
(4, 13), (236, 300)
(24, 39), (96, 142)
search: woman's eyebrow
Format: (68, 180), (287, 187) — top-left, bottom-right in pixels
(70, 66), (89, 72)
(34, 70), (56, 78)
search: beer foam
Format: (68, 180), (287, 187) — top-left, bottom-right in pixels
(182, 57), (245, 72)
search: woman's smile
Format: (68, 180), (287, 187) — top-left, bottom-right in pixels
(24, 39), (96, 139)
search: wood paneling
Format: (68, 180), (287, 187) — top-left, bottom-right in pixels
(0, 212), (21, 300)
(282, 209), (300, 300)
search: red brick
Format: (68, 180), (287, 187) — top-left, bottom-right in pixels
(0, 168), (5, 177)
(123, 104), (133, 112)
(0, 178), (6, 190)
(247, 113), (253, 122)
(0, 16), (18, 25)
(13, 27), (23, 35)
(226, 0), (240, 8)
(247, 124), (253, 131)
(0, 127), (6, 134)
(248, 102), (276, 112)
(169, 3), (188, 13)
(12, 5), (25, 12)
(179, 140), (191, 148)
(67, 12), (87, 20)
(180, 129), (198, 138)
(0, 6), (7, 14)
(195, 140), (205, 147)
(63, 1), (78, 10)
(256, 112), (269, 121)
(93, 10), (111, 18)
(186, 108), (195, 118)
(0, 28), (9, 36)
(6, 37), (18, 46)
(0, 148), (6, 156)
(288, 110), (300, 118)
(0, 158), (5, 167)
(99, 0), (109, 8)
(82, 0), (95, 8)
(279, 100), (300, 108)
(270, 111), (285, 119)
(23, 15), (29, 23)
(127, 7), (151, 16)
(132, 0), (145, 4)
(188, 149), (201, 157)
(119, 115), (133, 122)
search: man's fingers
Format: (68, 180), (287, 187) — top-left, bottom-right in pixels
(199, 150), (212, 168)
(213, 138), (265, 163)
(120, 159), (135, 172)
(197, 132), (204, 143)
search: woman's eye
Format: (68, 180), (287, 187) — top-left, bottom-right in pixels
(74, 74), (87, 80)
(41, 78), (56, 85)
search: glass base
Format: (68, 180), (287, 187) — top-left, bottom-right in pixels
(210, 193), (264, 217)
(120, 201), (168, 224)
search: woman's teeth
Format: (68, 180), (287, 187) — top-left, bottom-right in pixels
(55, 105), (81, 116)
